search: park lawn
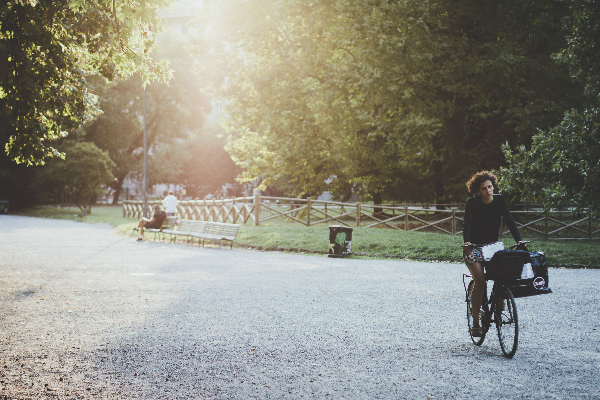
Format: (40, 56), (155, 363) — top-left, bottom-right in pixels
(236, 223), (600, 267)
(12, 205), (129, 226)
(12, 205), (600, 268)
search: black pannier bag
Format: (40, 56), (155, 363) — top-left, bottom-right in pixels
(486, 250), (552, 298)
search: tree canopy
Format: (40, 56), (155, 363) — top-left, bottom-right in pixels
(31, 140), (116, 211)
(499, 109), (600, 209)
(498, 0), (600, 210)
(82, 29), (239, 203)
(195, 0), (581, 203)
(0, 0), (173, 165)
(4, 0), (598, 210)
(84, 30), (212, 203)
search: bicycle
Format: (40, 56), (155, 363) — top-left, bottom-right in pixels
(462, 241), (532, 358)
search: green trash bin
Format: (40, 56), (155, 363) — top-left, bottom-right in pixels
(328, 225), (353, 258)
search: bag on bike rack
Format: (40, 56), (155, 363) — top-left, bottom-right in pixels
(486, 250), (552, 298)
(511, 251), (552, 298)
(486, 250), (528, 280)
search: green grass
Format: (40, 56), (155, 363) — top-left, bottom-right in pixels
(11, 205), (600, 268)
(236, 224), (600, 267)
(12, 205), (131, 226)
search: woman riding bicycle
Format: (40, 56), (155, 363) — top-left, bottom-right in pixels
(463, 171), (526, 337)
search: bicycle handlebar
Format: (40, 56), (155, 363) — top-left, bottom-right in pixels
(508, 240), (531, 250)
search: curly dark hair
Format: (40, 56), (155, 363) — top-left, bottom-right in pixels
(466, 171), (499, 196)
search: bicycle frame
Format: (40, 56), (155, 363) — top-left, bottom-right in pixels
(463, 272), (519, 357)
(462, 241), (533, 357)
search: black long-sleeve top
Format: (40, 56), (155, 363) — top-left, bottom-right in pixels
(463, 194), (522, 245)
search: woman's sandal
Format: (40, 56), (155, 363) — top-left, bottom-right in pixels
(470, 327), (483, 337)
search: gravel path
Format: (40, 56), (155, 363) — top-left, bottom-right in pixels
(0, 215), (599, 399)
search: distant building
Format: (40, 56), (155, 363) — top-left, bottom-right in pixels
(157, 0), (203, 34)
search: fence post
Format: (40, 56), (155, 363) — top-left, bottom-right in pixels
(254, 194), (260, 226)
(356, 203), (361, 227)
(405, 205), (409, 231)
(242, 197), (247, 223)
(231, 198), (236, 224)
(307, 197), (311, 226)
(545, 209), (549, 240)
(452, 209), (456, 235)
(324, 202), (327, 215)
(425, 203), (429, 222)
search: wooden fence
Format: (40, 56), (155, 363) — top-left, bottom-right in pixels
(122, 196), (599, 240)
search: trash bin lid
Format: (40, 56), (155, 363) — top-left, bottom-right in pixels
(329, 225), (352, 229)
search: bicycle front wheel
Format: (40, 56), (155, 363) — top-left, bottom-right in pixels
(467, 279), (486, 346)
(495, 287), (518, 358)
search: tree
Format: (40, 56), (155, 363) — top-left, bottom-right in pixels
(498, 0), (600, 210)
(82, 75), (145, 204)
(194, 0), (581, 204)
(499, 109), (600, 209)
(84, 30), (211, 203)
(0, 110), (37, 210)
(31, 141), (116, 211)
(0, 0), (173, 166)
(195, 0), (441, 200)
(426, 0), (582, 202)
(556, 0), (600, 100)
(175, 124), (240, 199)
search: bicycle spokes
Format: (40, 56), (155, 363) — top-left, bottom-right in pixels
(496, 288), (519, 358)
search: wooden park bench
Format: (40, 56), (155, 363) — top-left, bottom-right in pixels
(164, 220), (240, 249)
(192, 221), (241, 249)
(162, 220), (207, 244)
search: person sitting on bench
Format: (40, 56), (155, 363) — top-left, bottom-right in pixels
(134, 205), (167, 241)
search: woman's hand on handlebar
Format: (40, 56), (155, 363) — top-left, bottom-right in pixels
(462, 242), (474, 248)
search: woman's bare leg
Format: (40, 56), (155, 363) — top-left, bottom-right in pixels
(468, 261), (485, 328)
(138, 220), (146, 235)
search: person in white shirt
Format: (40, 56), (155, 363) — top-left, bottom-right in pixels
(163, 190), (179, 216)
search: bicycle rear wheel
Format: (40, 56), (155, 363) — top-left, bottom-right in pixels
(495, 287), (518, 358)
(467, 280), (486, 346)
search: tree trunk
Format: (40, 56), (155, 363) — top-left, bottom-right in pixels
(111, 174), (127, 205)
(433, 161), (445, 210)
(373, 192), (383, 216)
(432, 133), (446, 210)
(112, 186), (121, 205)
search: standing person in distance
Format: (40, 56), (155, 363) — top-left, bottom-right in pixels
(163, 190), (178, 217)
(462, 171), (526, 337)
